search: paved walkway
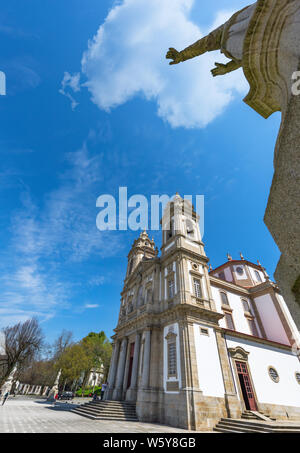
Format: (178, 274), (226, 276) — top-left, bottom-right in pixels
(0, 396), (199, 433)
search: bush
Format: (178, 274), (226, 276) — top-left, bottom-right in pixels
(75, 386), (101, 397)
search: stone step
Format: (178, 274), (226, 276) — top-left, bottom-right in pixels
(87, 402), (136, 410)
(77, 406), (136, 416)
(220, 418), (300, 430)
(84, 404), (136, 412)
(71, 400), (138, 422)
(215, 418), (300, 433)
(215, 422), (269, 433)
(86, 402), (136, 409)
(72, 408), (138, 422)
(241, 410), (276, 422)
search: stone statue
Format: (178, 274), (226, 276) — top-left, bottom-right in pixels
(47, 369), (62, 402)
(166, 3), (256, 77)
(166, 0), (300, 328)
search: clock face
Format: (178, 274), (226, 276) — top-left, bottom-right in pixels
(236, 266), (244, 275)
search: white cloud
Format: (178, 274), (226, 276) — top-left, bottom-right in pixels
(59, 72), (81, 110)
(64, 0), (249, 128)
(84, 304), (99, 309)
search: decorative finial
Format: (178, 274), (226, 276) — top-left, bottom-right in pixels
(209, 264), (213, 271)
(227, 253), (232, 261)
(240, 252), (244, 260)
(257, 259), (262, 266)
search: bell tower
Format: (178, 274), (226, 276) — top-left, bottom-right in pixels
(126, 230), (156, 279)
(161, 193), (206, 259)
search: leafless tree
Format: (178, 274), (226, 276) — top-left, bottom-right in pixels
(52, 329), (74, 360)
(0, 318), (44, 388)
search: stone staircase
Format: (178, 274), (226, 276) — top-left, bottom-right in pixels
(71, 400), (138, 421)
(214, 416), (300, 433)
(241, 410), (276, 421)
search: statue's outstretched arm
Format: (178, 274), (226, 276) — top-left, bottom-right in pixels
(211, 60), (242, 77)
(166, 25), (224, 65)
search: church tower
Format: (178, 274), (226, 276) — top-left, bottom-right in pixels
(105, 194), (300, 430)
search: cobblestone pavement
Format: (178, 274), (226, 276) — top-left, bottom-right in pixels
(0, 396), (202, 433)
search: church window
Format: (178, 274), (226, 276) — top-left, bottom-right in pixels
(254, 270), (262, 282)
(193, 278), (202, 299)
(268, 367), (279, 383)
(168, 342), (177, 377)
(248, 319), (259, 337)
(295, 373), (300, 385)
(137, 286), (143, 307)
(220, 291), (230, 306)
(219, 271), (226, 281)
(128, 259), (133, 275)
(224, 312), (235, 330)
(146, 288), (152, 304)
(200, 328), (209, 336)
(236, 266), (244, 275)
(242, 299), (250, 312)
(186, 219), (194, 237)
(166, 219), (174, 241)
(168, 279), (175, 299)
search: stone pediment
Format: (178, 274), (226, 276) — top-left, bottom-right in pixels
(228, 346), (250, 361)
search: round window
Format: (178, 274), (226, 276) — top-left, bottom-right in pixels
(236, 266), (244, 275)
(268, 367), (279, 383)
(295, 372), (300, 385)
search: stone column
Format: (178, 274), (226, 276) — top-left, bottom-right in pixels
(126, 333), (141, 401)
(112, 337), (128, 400)
(130, 333), (141, 389)
(179, 321), (201, 430)
(106, 341), (120, 400)
(122, 343), (130, 393)
(215, 330), (241, 419)
(141, 330), (151, 389)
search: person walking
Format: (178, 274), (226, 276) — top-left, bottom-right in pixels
(2, 391), (9, 406)
(101, 382), (107, 400)
(53, 392), (59, 407)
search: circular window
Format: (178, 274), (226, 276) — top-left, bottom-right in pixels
(268, 367), (279, 383)
(192, 263), (198, 270)
(236, 266), (244, 275)
(295, 372), (300, 385)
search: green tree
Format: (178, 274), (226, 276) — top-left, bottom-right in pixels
(55, 343), (90, 386)
(81, 331), (112, 381)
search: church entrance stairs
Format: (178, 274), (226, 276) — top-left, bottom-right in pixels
(71, 400), (138, 422)
(214, 417), (300, 433)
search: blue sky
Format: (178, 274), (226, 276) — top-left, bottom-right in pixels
(0, 0), (281, 344)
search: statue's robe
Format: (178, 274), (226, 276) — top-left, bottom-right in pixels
(221, 0), (300, 119)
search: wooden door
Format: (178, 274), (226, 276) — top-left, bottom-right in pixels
(235, 361), (257, 411)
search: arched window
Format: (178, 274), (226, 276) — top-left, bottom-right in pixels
(242, 299), (250, 312)
(220, 291), (229, 306)
(146, 288), (152, 304)
(137, 286), (143, 307)
(254, 270), (262, 283)
(128, 259), (133, 275)
(168, 279), (175, 299)
(224, 312), (235, 330)
(193, 278), (202, 299)
(186, 219), (194, 237)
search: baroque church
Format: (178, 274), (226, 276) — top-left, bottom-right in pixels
(105, 194), (300, 431)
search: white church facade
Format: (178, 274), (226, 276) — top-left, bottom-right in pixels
(105, 194), (300, 431)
